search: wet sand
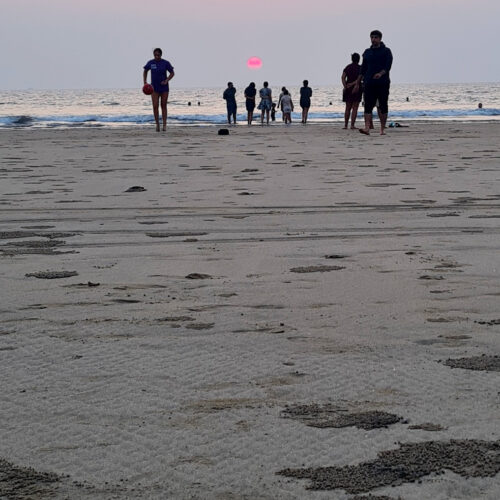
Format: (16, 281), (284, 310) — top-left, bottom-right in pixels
(1, 123), (499, 499)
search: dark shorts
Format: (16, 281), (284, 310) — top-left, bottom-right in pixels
(227, 102), (237, 114)
(153, 83), (169, 94)
(343, 87), (362, 104)
(300, 98), (311, 109)
(258, 100), (272, 111)
(363, 83), (390, 114)
(246, 99), (255, 111)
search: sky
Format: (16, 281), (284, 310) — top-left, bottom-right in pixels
(1, 0), (499, 90)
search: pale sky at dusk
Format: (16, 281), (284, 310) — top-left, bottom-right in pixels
(1, 0), (499, 90)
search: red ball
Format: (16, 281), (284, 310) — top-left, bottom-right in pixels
(142, 84), (154, 95)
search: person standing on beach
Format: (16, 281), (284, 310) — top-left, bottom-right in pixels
(244, 82), (257, 125)
(354, 30), (393, 135)
(279, 89), (294, 124)
(299, 80), (312, 124)
(223, 82), (237, 124)
(258, 82), (273, 125)
(277, 87), (288, 121)
(341, 53), (362, 129)
(143, 48), (175, 132)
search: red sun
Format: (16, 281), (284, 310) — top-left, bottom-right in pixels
(247, 56), (262, 70)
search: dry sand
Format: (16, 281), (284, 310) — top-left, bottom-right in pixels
(0, 123), (499, 499)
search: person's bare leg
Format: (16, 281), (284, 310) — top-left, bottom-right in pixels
(233, 112), (237, 124)
(351, 103), (360, 129)
(266, 109), (270, 125)
(261, 110), (264, 124)
(379, 112), (388, 135)
(160, 92), (168, 131)
(302, 108), (309, 125)
(152, 93), (160, 131)
(360, 113), (371, 135)
(343, 103), (352, 129)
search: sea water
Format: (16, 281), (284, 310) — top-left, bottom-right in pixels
(0, 83), (498, 128)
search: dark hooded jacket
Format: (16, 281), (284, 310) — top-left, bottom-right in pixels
(361, 42), (393, 85)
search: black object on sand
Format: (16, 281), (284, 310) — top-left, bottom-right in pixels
(218, 129), (229, 136)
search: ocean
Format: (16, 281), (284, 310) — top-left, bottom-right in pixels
(0, 83), (498, 128)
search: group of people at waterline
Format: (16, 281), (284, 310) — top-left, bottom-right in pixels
(143, 30), (393, 135)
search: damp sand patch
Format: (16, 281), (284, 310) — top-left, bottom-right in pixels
(0, 458), (61, 498)
(277, 439), (500, 493)
(0, 231), (77, 240)
(475, 318), (500, 326)
(25, 270), (78, 279)
(146, 231), (208, 238)
(290, 265), (345, 274)
(441, 354), (500, 372)
(409, 423), (446, 431)
(1, 239), (75, 256)
(0, 458), (127, 498)
(281, 404), (403, 430)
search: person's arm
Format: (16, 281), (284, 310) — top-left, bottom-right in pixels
(354, 56), (366, 90)
(161, 69), (175, 86)
(341, 71), (347, 88)
(143, 69), (149, 85)
(374, 48), (392, 80)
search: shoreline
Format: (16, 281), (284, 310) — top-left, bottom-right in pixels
(2, 117), (500, 132)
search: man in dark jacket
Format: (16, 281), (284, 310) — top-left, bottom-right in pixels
(355, 30), (393, 135)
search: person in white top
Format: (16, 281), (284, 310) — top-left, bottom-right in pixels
(279, 89), (294, 124)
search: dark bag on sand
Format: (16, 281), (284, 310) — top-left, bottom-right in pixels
(218, 128), (229, 135)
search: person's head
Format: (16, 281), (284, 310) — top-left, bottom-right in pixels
(263, 81), (268, 88)
(153, 48), (163, 60)
(283, 89), (289, 95)
(250, 82), (255, 88)
(303, 80), (309, 87)
(227, 82), (233, 88)
(478, 102), (483, 109)
(351, 53), (360, 64)
(281, 86), (287, 92)
(370, 30), (382, 47)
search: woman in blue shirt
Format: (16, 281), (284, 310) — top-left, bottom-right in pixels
(143, 48), (175, 131)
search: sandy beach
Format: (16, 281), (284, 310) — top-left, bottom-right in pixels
(1, 122), (499, 499)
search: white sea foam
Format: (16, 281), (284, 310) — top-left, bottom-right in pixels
(0, 83), (498, 127)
